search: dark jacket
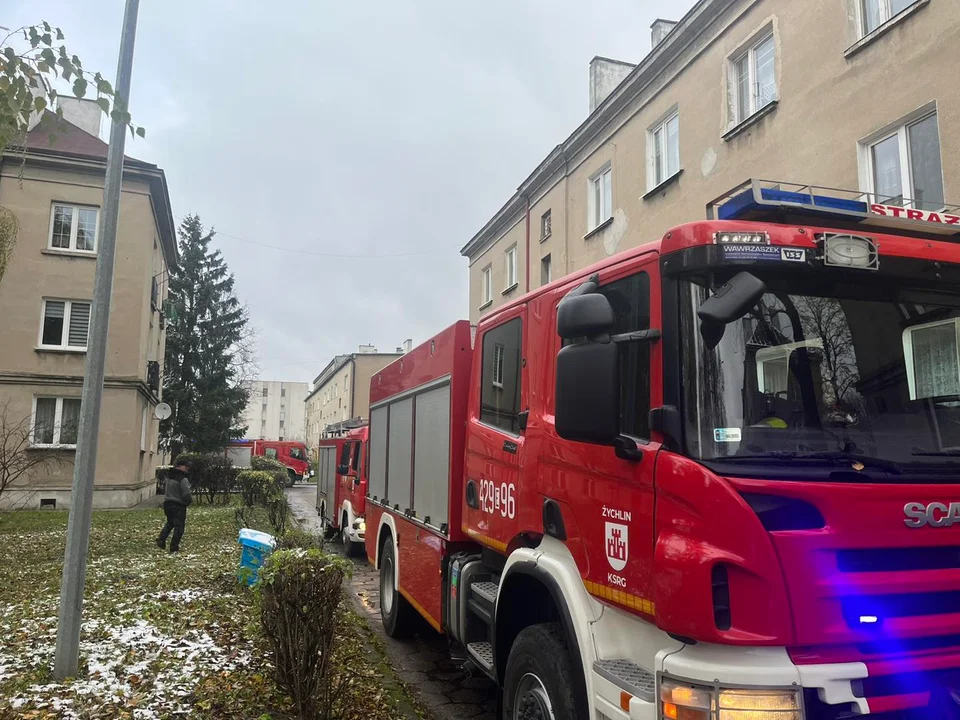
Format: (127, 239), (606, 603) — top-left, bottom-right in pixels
(164, 468), (193, 506)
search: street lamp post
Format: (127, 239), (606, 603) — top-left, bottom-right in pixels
(53, 0), (142, 679)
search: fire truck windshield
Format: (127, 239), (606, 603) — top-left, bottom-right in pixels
(679, 272), (960, 474)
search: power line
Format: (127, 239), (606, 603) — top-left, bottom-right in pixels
(212, 229), (433, 259)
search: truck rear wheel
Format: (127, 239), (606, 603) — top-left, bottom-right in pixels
(339, 514), (359, 557)
(503, 623), (580, 720)
(379, 539), (415, 637)
(285, 470), (297, 488)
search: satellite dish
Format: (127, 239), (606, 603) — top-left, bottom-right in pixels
(154, 402), (172, 420)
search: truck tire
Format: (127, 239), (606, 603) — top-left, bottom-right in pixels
(502, 623), (581, 720)
(339, 514), (359, 557)
(379, 539), (415, 638)
(285, 470), (297, 488)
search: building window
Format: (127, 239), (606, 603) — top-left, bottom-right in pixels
(860, 0), (916, 36)
(481, 265), (493, 306)
(262, 388), (268, 397)
(141, 406), (149, 452)
(281, 388), (286, 397)
(505, 246), (518, 290)
(32, 396), (81, 447)
(541, 254), (552, 286)
(865, 111), (943, 211)
(730, 32), (776, 126)
(649, 110), (681, 188)
(540, 210), (552, 241)
(588, 165), (613, 231)
(49, 204), (98, 253)
(480, 318), (522, 434)
(903, 318), (960, 400)
(40, 299), (90, 350)
(492, 343), (505, 388)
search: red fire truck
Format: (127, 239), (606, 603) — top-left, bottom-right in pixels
(364, 180), (960, 720)
(226, 439), (309, 487)
(315, 426), (369, 556)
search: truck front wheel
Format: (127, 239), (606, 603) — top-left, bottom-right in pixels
(503, 623), (580, 720)
(379, 539), (415, 637)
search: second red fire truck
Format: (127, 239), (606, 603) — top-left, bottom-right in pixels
(355, 180), (960, 719)
(316, 426), (369, 555)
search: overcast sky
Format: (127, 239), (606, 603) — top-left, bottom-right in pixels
(7, 0), (696, 384)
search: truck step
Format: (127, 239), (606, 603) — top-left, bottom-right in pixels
(466, 641), (494, 675)
(593, 659), (655, 702)
(471, 580), (499, 604)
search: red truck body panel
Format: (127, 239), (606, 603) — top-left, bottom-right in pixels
(364, 321), (474, 632)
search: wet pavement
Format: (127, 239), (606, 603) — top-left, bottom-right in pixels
(286, 485), (497, 720)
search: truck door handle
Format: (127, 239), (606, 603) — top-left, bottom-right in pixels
(465, 480), (479, 509)
(503, 440), (518, 454)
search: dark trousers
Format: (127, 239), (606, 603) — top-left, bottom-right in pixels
(158, 501), (187, 551)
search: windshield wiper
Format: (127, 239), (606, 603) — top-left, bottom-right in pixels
(911, 449), (960, 457)
(715, 450), (901, 474)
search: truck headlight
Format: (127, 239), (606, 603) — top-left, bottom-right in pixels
(660, 678), (801, 719)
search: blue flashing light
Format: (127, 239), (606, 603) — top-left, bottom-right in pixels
(717, 186), (869, 222)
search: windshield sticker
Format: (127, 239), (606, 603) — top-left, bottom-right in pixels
(714, 427), (742, 443)
(722, 245), (805, 263)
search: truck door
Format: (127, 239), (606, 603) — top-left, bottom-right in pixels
(548, 257), (662, 615)
(464, 305), (526, 548)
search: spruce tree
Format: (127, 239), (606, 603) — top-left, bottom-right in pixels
(161, 215), (249, 454)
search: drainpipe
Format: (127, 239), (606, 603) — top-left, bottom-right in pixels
(524, 194), (531, 291)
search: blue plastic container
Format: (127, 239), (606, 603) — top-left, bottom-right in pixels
(237, 528), (276, 586)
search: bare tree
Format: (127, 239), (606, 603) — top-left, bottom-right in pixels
(231, 316), (261, 394)
(0, 400), (66, 507)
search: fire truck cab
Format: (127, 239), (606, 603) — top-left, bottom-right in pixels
(366, 181), (960, 720)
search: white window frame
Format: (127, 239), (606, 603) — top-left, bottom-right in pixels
(48, 203), (99, 253)
(540, 209), (552, 241)
(857, 0), (920, 38)
(647, 108), (681, 190)
(38, 298), (91, 351)
(30, 396), (82, 448)
(481, 265), (493, 307)
(858, 106), (944, 210)
(505, 245), (518, 290)
(141, 406), (149, 452)
(588, 165), (613, 232)
(492, 343), (505, 388)
(902, 317), (960, 401)
(728, 30), (777, 128)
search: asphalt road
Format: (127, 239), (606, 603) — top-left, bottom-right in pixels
(286, 485), (498, 720)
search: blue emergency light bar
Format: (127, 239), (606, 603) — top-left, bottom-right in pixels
(709, 179), (960, 237)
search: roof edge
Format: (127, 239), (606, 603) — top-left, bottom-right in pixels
(460, 0), (731, 260)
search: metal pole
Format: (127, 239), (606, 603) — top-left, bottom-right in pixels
(54, 0), (141, 679)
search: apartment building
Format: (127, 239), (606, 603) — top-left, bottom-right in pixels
(304, 343), (410, 450)
(0, 100), (177, 508)
(242, 380), (309, 441)
(462, 0), (957, 319)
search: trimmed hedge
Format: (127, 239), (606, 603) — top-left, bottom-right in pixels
(155, 454), (239, 503)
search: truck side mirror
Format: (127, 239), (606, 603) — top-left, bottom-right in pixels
(557, 293), (614, 340)
(555, 340), (619, 444)
(697, 271), (766, 349)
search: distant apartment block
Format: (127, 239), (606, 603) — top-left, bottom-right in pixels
(242, 380), (309, 441)
(304, 341), (411, 450)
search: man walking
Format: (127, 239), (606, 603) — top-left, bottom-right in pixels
(156, 457), (193, 553)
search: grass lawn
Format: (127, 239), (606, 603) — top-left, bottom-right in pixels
(0, 502), (420, 720)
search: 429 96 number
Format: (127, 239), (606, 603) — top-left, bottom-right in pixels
(479, 479), (516, 519)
